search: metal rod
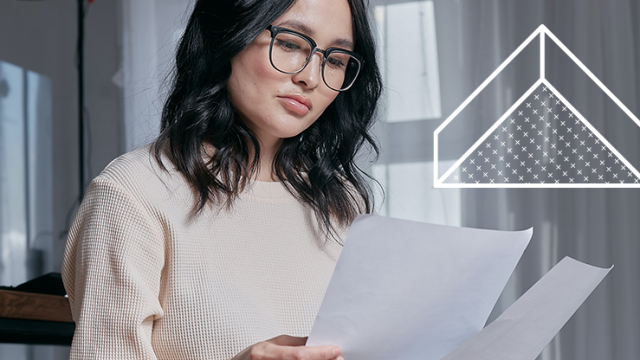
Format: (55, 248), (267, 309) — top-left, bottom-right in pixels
(77, 0), (85, 203)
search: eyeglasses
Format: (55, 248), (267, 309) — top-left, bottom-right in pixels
(266, 25), (363, 92)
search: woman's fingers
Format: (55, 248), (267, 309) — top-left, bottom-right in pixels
(268, 335), (308, 347)
(267, 343), (340, 360)
(249, 337), (341, 360)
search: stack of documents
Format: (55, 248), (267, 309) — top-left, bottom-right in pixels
(307, 215), (611, 360)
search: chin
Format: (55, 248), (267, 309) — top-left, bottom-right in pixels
(269, 116), (315, 139)
(272, 127), (307, 140)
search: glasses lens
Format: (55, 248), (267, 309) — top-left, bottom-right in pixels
(271, 32), (312, 73)
(323, 51), (361, 91)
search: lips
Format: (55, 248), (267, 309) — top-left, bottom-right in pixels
(278, 94), (313, 116)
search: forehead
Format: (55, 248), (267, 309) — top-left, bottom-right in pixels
(274, 0), (354, 48)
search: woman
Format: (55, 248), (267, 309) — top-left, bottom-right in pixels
(62, 0), (382, 359)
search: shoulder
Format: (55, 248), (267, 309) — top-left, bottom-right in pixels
(98, 144), (167, 186)
(89, 143), (194, 212)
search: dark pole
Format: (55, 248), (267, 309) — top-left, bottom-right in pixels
(77, 0), (85, 203)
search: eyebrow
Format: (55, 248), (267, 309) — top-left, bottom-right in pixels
(276, 19), (355, 50)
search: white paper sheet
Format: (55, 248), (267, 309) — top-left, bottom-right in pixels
(439, 256), (612, 360)
(307, 214), (532, 360)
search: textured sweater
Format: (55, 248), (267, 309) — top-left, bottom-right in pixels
(61, 145), (346, 360)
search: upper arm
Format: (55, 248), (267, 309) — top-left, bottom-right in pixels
(62, 178), (165, 359)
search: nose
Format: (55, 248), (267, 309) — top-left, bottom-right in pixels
(291, 50), (322, 89)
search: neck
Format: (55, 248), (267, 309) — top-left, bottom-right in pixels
(251, 135), (283, 182)
(201, 140), (279, 182)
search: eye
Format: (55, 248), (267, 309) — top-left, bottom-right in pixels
(326, 54), (349, 69)
(275, 38), (303, 52)
(328, 57), (344, 67)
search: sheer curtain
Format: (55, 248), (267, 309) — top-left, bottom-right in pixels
(370, 1), (640, 359)
(121, 0), (193, 151)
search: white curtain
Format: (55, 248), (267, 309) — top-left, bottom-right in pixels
(121, 0), (193, 151)
(371, 1), (640, 359)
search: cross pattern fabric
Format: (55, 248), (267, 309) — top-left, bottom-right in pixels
(445, 84), (640, 185)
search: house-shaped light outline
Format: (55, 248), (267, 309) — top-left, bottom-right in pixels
(433, 25), (640, 188)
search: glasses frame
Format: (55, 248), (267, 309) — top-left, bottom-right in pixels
(266, 25), (364, 92)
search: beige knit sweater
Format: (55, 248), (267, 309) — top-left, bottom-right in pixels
(62, 145), (346, 360)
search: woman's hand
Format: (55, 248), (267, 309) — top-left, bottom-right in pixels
(232, 335), (343, 360)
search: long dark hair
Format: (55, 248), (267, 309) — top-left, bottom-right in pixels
(154, 0), (382, 240)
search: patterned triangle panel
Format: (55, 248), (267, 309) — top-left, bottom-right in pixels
(444, 84), (640, 184)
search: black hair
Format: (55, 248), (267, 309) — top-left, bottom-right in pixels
(154, 0), (382, 241)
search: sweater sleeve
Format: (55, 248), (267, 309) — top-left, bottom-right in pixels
(62, 177), (166, 360)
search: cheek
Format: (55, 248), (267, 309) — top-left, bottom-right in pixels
(229, 50), (279, 112)
(234, 54), (271, 91)
(248, 54), (280, 86)
(312, 91), (340, 119)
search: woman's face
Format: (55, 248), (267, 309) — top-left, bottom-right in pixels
(227, 0), (354, 148)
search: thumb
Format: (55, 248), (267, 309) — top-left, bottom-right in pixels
(268, 335), (308, 347)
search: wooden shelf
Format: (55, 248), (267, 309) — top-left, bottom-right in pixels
(0, 289), (74, 345)
(0, 289), (73, 323)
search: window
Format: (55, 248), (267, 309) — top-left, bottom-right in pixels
(372, 161), (460, 225)
(0, 61), (53, 287)
(375, 1), (441, 123)
(370, 1), (459, 224)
